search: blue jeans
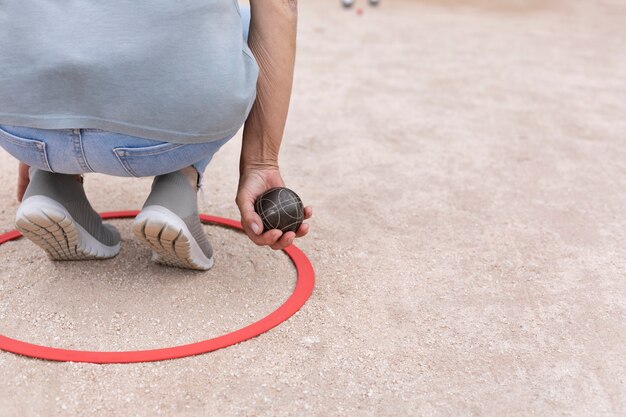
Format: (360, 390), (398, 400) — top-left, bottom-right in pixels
(0, 4), (251, 186)
(0, 125), (232, 183)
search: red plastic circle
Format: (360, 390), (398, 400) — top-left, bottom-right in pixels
(0, 211), (315, 364)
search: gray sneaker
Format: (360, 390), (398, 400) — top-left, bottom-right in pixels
(15, 169), (121, 260)
(132, 171), (214, 270)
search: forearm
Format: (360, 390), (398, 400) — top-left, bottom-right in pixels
(241, 0), (297, 172)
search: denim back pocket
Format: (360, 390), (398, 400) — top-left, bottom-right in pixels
(0, 124), (52, 171)
(113, 141), (210, 177)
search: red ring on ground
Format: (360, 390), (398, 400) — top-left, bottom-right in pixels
(0, 211), (315, 364)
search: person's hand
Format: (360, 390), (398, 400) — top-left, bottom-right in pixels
(236, 166), (312, 250)
(17, 162), (30, 202)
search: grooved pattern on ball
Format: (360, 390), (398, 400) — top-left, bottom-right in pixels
(254, 188), (304, 233)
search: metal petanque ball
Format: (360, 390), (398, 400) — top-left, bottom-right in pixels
(341, 0), (355, 8)
(254, 187), (304, 233)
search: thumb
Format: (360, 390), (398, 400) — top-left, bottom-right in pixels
(238, 197), (263, 236)
(246, 213), (262, 235)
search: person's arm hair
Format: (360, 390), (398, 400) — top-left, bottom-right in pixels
(240, 0), (297, 171)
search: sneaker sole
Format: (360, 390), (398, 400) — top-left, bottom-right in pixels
(132, 205), (214, 271)
(15, 195), (121, 260)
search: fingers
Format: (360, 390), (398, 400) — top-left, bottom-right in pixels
(270, 231), (296, 250)
(17, 163), (30, 202)
(241, 205), (313, 249)
(293, 206), (313, 238)
(240, 203), (264, 239)
(237, 194), (277, 245)
(238, 198), (287, 248)
(235, 170), (313, 250)
(17, 180), (27, 202)
(295, 222), (309, 238)
(250, 228), (283, 247)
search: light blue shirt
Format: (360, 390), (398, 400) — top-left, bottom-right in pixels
(0, 0), (258, 144)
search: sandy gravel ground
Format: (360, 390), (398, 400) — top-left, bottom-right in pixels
(1, 0), (625, 415)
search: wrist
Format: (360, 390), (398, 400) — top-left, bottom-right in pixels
(239, 157), (280, 174)
(239, 132), (280, 173)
